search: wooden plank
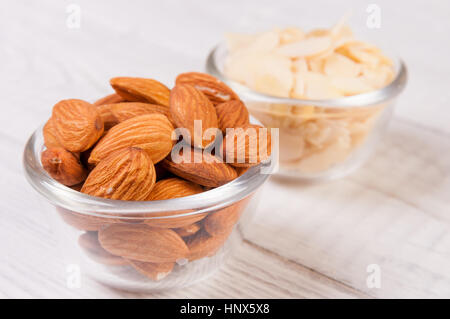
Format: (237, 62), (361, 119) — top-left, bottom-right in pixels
(244, 120), (450, 298)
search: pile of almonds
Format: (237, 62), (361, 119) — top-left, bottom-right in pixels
(41, 72), (271, 281)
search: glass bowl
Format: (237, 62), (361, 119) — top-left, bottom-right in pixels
(23, 125), (271, 292)
(206, 43), (408, 181)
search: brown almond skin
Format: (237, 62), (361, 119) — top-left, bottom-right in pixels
(93, 93), (126, 106)
(82, 147), (156, 200)
(185, 229), (232, 261)
(43, 119), (61, 148)
(174, 223), (202, 237)
(89, 113), (174, 165)
(41, 147), (87, 186)
(222, 124), (272, 167)
(170, 84), (219, 149)
(215, 100), (249, 133)
(78, 232), (127, 266)
(96, 103), (117, 130)
(204, 197), (250, 237)
(98, 224), (189, 263)
(96, 102), (173, 130)
(127, 260), (174, 281)
(110, 77), (170, 107)
(146, 177), (203, 201)
(176, 72), (239, 105)
(52, 99), (104, 152)
(162, 148), (237, 187)
(111, 102), (172, 123)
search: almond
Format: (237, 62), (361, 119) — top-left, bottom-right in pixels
(162, 148), (237, 187)
(41, 147), (87, 186)
(185, 229), (232, 261)
(110, 77), (170, 107)
(89, 114), (174, 165)
(52, 99), (104, 152)
(97, 102), (172, 130)
(98, 224), (189, 263)
(93, 93), (126, 106)
(82, 147), (156, 200)
(174, 223), (202, 237)
(144, 176), (205, 228)
(176, 72), (239, 105)
(43, 119), (61, 148)
(127, 260), (174, 281)
(110, 102), (172, 123)
(144, 209), (207, 229)
(204, 197), (250, 237)
(146, 177), (203, 201)
(78, 232), (127, 266)
(215, 100), (249, 132)
(57, 207), (119, 231)
(222, 124), (272, 167)
(170, 84), (218, 148)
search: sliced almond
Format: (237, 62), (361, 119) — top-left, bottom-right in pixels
(275, 36), (332, 58)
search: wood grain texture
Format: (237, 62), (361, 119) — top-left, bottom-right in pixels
(1, 0), (449, 298)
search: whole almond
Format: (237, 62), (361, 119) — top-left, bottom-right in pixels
(41, 147), (87, 186)
(170, 84), (218, 149)
(78, 232), (127, 266)
(97, 102), (172, 130)
(93, 93), (126, 106)
(215, 100), (249, 133)
(43, 119), (61, 148)
(176, 72), (239, 105)
(146, 177), (203, 201)
(127, 260), (174, 281)
(52, 99), (104, 152)
(82, 147), (156, 200)
(89, 113), (174, 165)
(222, 124), (272, 167)
(185, 229), (232, 261)
(98, 224), (189, 263)
(110, 77), (170, 107)
(162, 148), (237, 187)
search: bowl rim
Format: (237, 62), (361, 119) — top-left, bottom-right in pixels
(23, 124), (272, 219)
(206, 42), (408, 108)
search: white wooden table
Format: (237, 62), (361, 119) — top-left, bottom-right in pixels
(1, 0), (449, 298)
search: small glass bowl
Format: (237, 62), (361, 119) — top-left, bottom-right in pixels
(23, 126), (271, 292)
(206, 43), (407, 181)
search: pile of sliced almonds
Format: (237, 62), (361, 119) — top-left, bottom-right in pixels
(224, 23), (394, 99)
(40, 72), (270, 281)
(223, 22), (394, 174)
